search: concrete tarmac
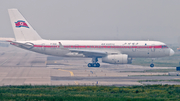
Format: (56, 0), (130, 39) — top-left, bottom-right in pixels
(0, 46), (180, 86)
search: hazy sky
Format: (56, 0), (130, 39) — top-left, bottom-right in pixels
(0, 0), (180, 43)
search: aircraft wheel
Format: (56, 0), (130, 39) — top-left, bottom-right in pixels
(150, 64), (154, 68)
(88, 63), (100, 67)
(88, 63), (92, 67)
(93, 63), (97, 67)
(96, 63), (100, 67)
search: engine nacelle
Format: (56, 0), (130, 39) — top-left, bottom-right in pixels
(102, 54), (128, 64)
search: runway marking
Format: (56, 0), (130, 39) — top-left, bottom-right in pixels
(58, 69), (78, 85)
(0, 53), (16, 66)
(74, 81), (79, 85)
(58, 69), (74, 76)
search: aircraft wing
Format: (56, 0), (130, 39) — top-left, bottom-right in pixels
(69, 49), (108, 57)
(60, 42), (121, 57)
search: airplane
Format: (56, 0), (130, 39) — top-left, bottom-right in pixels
(7, 8), (174, 68)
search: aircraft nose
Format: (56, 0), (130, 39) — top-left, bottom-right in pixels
(169, 49), (175, 56)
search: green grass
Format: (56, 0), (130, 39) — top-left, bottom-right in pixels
(0, 85), (180, 101)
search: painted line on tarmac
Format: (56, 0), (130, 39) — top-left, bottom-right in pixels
(58, 69), (74, 76)
(74, 81), (79, 85)
(0, 53), (16, 66)
(58, 69), (78, 85)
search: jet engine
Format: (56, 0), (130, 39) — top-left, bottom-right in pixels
(102, 54), (129, 64)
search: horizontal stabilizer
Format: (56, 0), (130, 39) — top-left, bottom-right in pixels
(0, 37), (15, 42)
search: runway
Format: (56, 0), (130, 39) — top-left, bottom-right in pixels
(0, 46), (180, 86)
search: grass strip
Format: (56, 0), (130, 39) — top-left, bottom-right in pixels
(0, 85), (180, 101)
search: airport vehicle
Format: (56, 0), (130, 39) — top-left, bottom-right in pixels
(7, 9), (174, 67)
(177, 47), (180, 51)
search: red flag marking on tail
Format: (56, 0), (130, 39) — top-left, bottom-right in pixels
(15, 20), (29, 28)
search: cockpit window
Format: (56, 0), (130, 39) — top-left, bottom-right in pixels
(162, 45), (168, 48)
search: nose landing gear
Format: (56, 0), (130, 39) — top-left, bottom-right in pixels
(150, 59), (154, 68)
(150, 63), (154, 67)
(88, 57), (100, 67)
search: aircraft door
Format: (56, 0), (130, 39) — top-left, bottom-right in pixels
(132, 46), (136, 52)
(150, 44), (155, 57)
(41, 43), (45, 51)
(151, 45), (155, 52)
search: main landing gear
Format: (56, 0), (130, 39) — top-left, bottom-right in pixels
(150, 59), (154, 68)
(88, 63), (100, 67)
(88, 57), (100, 67)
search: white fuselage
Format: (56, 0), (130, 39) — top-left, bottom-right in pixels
(11, 40), (173, 58)
(7, 9), (175, 67)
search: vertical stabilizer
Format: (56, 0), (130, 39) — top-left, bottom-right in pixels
(8, 9), (42, 41)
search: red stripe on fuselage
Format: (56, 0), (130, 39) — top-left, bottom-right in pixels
(32, 45), (167, 49)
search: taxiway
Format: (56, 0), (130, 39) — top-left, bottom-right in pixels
(0, 46), (179, 86)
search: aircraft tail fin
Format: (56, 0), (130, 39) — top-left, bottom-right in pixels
(8, 8), (42, 41)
